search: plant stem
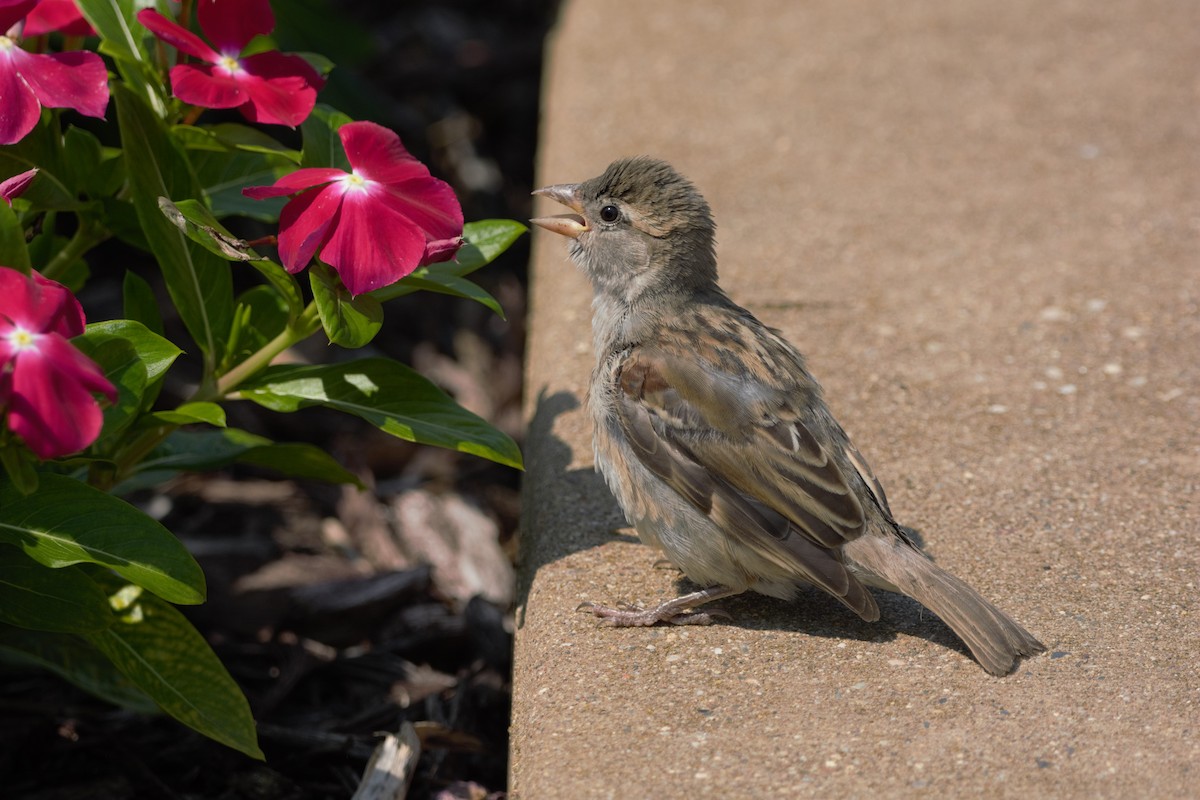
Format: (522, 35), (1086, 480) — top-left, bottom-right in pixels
(104, 303), (322, 487)
(40, 219), (109, 281)
(209, 302), (322, 399)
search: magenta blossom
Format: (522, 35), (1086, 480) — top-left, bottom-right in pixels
(0, 0), (109, 145)
(0, 268), (115, 459)
(137, 0), (324, 127)
(24, 0), (94, 37)
(1, 168), (36, 205)
(243, 121), (464, 296)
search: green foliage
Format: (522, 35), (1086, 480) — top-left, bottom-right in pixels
(311, 261), (383, 347)
(0, 475), (205, 605)
(0, 201), (30, 271)
(85, 570), (264, 759)
(0, 0), (527, 761)
(241, 359), (523, 469)
(115, 85), (235, 370)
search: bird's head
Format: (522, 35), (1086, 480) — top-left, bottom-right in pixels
(532, 157), (717, 306)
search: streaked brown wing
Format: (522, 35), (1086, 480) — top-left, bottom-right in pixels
(616, 347), (879, 620)
(620, 346), (870, 545)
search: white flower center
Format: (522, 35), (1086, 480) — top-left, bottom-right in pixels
(217, 54), (242, 75)
(0, 36), (15, 52)
(5, 326), (40, 353)
(339, 172), (372, 193)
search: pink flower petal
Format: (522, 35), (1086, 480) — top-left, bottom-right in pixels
(0, 267), (36, 329)
(0, 168), (36, 205)
(243, 121), (465, 292)
(24, 0), (95, 37)
(276, 183), (346, 273)
(0, 49), (43, 145)
(243, 167), (346, 200)
(9, 48), (109, 119)
(243, 49), (323, 90)
(374, 177), (464, 242)
(0, 268), (84, 337)
(4, 334), (114, 459)
(0, 0), (38, 32)
(420, 236), (464, 266)
(0, 271), (112, 460)
(233, 51), (322, 126)
(137, 9), (219, 63)
(319, 190), (427, 295)
(169, 62), (247, 110)
(338, 122), (434, 184)
(197, 0), (274, 54)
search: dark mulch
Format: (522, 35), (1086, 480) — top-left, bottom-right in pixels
(0, 2), (559, 797)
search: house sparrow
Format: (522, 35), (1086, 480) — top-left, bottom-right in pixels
(531, 157), (1044, 676)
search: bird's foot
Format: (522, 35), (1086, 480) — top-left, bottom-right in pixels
(576, 600), (730, 626)
(576, 586), (742, 627)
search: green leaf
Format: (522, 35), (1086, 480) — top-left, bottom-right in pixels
(28, 226), (92, 292)
(240, 359), (524, 469)
(157, 199), (303, 315)
(158, 197), (266, 262)
(372, 220), (525, 313)
(0, 473), (206, 605)
(84, 320), (181, 385)
(0, 203), (31, 272)
(62, 127), (125, 199)
(146, 402), (227, 427)
(75, 320), (182, 442)
(225, 286), (290, 367)
(192, 149), (291, 221)
(173, 123), (302, 163)
(0, 441), (39, 494)
(60, 125), (99, 184)
(0, 625), (159, 713)
(236, 444), (363, 486)
(310, 261), (382, 347)
(0, 120), (80, 210)
(76, 0), (149, 65)
(454, 219), (528, 274)
(133, 428), (363, 487)
(114, 84), (234, 369)
(103, 195), (148, 249)
(84, 572), (263, 759)
(300, 104), (354, 170)
(377, 270), (504, 318)
(78, 0), (164, 111)
(249, 258), (304, 320)
(122, 270), (165, 336)
(0, 547), (112, 634)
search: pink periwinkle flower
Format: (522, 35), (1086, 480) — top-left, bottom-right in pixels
(1, 167), (36, 205)
(0, 268), (115, 459)
(24, 0), (94, 37)
(0, 0), (109, 145)
(243, 121), (464, 296)
(137, 0), (324, 127)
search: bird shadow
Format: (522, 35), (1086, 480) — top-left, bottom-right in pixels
(665, 572), (974, 660)
(518, 388), (974, 662)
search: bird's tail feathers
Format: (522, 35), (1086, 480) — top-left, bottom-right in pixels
(846, 535), (1045, 676)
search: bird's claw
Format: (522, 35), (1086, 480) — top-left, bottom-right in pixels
(575, 600), (731, 627)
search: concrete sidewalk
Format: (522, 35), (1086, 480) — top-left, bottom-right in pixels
(515, 2), (1198, 797)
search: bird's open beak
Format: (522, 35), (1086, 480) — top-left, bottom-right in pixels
(530, 183), (587, 239)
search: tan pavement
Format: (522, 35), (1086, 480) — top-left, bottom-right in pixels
(515, 1), (1199, 797)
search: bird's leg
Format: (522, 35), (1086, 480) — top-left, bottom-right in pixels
(652, 558), (681, 571)
(577, 586), (742, 626)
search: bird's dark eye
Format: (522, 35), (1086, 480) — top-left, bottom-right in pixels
(599, 204), (620, 223)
